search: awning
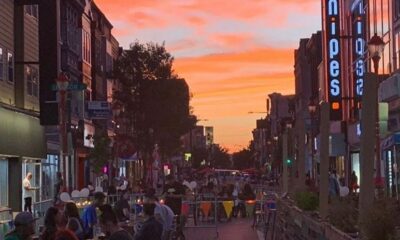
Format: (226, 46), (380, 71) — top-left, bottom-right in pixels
(381, 133), (400, 149)
(0, 106), (46, 159)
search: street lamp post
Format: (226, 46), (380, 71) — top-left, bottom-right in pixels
(56, 72), (70, 190)
(368, 33), (385, 189)
(308, 99), (317, 181)
(111, 102), (122, 184)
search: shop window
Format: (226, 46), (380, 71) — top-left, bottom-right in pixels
(7, 52), (13, 83)
(41, 155), (59, 201)
(0, 159), (8, 206)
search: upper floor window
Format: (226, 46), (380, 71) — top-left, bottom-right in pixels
(26, 66), (39, 97)
(25, 5), (38, 19)
(0, 48), (3, 81)
(397, 1), (400, 20)
(7, 52), (13, 83)
(82, 31), (91, 64)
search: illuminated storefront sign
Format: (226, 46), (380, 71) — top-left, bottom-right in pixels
(352, 1), (366, 105)
(325, 0), (342, 120)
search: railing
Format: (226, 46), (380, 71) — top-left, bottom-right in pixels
(274, 198), (357, 240)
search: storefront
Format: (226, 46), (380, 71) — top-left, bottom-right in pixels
(381, 133), (400, 197)
(0, 105), (46, 211)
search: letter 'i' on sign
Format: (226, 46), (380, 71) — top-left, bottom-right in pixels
(325, 0), (342, 120)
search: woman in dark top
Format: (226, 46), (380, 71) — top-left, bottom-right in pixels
(64, 202), (84, 240)
(41, 207), (64, 240)
(114, 191), (131, 221)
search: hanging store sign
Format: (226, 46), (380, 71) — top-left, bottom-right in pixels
(324, 0), (342, 120)
(352, 0), (366, 106)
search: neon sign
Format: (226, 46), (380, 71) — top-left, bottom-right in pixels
(352, 1), (366, 104)
(325, 0), (342, 120)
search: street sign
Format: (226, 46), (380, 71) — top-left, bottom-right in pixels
(88, 109), (112, 119)
(87, 101), (111, 119)
(88, 101), (110, 110)
(51, 82), (87, 91)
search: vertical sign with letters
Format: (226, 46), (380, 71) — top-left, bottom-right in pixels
(324, 0), (342, 120)
(352, 0), (366, 109)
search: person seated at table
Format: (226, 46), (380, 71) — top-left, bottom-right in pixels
(64, 202), (84, 240)
(55, 229), (79, 240)
(114, 191), (131, 222)
(99, 204), (133, 240)
(144, 193), (174, 240)
(41, 207), (65, 240)
(236, 184), (256, 218)
(5, 212), (37, 240)
(133, 203), (163, 240)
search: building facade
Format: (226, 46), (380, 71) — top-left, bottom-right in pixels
(0, 0), (46, 211)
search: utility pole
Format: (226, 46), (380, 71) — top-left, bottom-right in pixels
(319, 102), (330, 219)
(359, 73), (378, 232)
(282, 131), (288, 193)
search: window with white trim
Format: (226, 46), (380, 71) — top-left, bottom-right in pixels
(0, 48), (3, 81)
(25, 5), (38, 19)
(82, 30), (91, 64)
(7, 52), (13, 83)
(26, 66), (39, 97)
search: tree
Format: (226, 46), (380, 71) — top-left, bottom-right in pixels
(210, 145), (231, 169)
(232, 147), (254, 170)
(113, 42), (196, 165)
(88, 128), (111, 174)
(191, 147), (208, 169)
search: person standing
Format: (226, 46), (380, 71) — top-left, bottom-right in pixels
(144, 194), (174, 240)
(350, 171), (359, 193)
(23, 172), (35, 212)
(54, 172), (64, 205)
(81, 192), (106, 239)
(329, 170), (340, 198)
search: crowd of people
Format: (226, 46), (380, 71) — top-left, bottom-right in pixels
(8, 171), (261, 240)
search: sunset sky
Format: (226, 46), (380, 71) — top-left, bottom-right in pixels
(95, 0), (321, 152)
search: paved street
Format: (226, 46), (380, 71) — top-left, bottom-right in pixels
(184, 217), (261, 240)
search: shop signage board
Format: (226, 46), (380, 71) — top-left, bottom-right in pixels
(87, 101), (111, 119)
(324, 0), (342, 120)
(51, 82), (87, 91)
(352, 0), (366, 107)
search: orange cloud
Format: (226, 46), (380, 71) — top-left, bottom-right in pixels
(173, 48), (294, 152)
(93, 0), (319, 152)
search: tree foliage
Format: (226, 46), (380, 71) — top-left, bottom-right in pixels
(113, 42), (196, 159)
(232, 148), (254, 170)
(191, 147), (208, 169)
(88, 128), (111, 174)
(211, 145), (231, 169)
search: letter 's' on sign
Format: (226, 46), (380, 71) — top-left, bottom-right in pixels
(324, 0), (342, 120)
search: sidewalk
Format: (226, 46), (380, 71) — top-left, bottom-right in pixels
(184, 217), (261, 240)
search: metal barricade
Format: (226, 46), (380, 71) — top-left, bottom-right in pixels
(180, 194), (219, 239)
(32, 199), (53, 233)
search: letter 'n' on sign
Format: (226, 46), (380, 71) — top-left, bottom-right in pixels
(324, 0), (342, 120)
